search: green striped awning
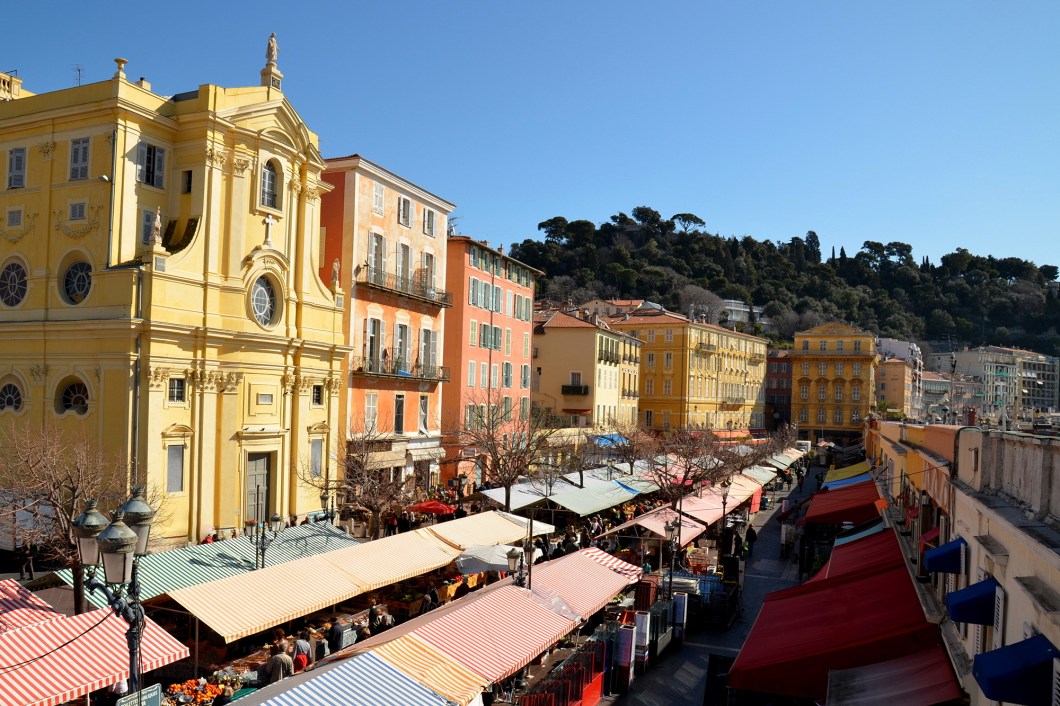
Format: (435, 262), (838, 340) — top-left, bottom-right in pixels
(52, 522), (362, 608)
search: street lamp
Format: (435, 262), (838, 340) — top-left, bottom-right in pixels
(507, 545), (531, 588)
(665, 518), (680, 599)
(320, 490), (336, 524)
(244, 512), (284, 570)
(72, 487), (156, 696)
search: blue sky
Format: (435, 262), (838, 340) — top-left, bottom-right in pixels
(7, 2), (1058, 268)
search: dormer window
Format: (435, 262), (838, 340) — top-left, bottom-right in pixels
(261, 160), (281, 210)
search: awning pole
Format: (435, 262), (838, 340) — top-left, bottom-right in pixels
(195, 618), (199, 675)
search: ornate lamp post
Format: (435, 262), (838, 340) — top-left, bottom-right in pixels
(244, 512), (284, 570)
(665, 518), (680, 599)
(320, 490), (336, 524)
(72, 487), (156, 695)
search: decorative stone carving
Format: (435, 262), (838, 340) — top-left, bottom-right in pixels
(54, 205), (102, 239)
(304, 186), (320, 203)
(324, 374), (342, 393)
(221, 372), (242, 393)
(28, 365), (48, 383)
(148, 367), (171, 388)
(205, 146), (228, 167)
(0, 212), (36, 243)
(94, 366), (102, 381)
(38, 142), (55, 161)
(186, 368), (206, 391)
(297, 375), (316, 392)
(280, 374), (295, 393)
(232, 157), (251, 175)
(287, 177), (302, 196)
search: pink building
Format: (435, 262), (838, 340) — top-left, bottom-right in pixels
(441, 237), (539, 487)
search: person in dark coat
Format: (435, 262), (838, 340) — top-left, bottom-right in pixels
(745, 526), (758, 556)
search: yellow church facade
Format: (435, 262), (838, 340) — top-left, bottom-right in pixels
(0, 47), (348, 544)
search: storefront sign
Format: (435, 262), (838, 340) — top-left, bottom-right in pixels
(117, 683), (162, 706)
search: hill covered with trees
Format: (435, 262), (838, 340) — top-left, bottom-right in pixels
(509, 207), (1060, 356)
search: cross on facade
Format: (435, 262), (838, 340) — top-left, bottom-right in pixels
(263, 214), (276, 248)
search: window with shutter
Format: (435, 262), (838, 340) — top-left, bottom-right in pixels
(491, 365), (499, 388)
(480, 363), (487, 389)
(166, 445), (184, 493)
(136, 142), (166, 188)
(468, 362), (475, 387)
(469, 320), (478, 346)
(992, 583), (1006, 650)
(424, 208), (435, 236)
(373, 182), (385, 214)
(70, 138), (89, 180)
(7, 148), (26, 189)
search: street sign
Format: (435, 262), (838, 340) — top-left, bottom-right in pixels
(117, 682), (162, 706)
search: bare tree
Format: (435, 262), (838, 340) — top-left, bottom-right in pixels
(0, 422), (134, 614)
(679, 285), (726, 325)
(444, 389), (562, 512)
(298, 422), (415, 540)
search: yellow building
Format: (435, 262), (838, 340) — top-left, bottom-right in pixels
(789, 322), (877, 444)
(0, 43), (348, 544)
(877, 357), (914, 419)
(606, 309), (767, 431)
(531, 308), (641, 428)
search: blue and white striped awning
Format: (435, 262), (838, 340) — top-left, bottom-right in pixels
(258, 652), (455, 706)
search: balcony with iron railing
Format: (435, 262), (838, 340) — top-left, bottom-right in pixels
(598, 351), (620, 364)
(357, 266), (453, 307)
(351, 355), (450, 382)
(696, 342), (717, 352)
(561, 384), (590, 396)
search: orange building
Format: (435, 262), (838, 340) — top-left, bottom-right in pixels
(441, 237), (539, 486)
(321, 155), (455, 491)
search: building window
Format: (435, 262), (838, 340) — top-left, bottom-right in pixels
(521, 364), (530, 389)
(502, 396), (512, 422)
(505, 329), (512, 355)
(261, 160), (280, 209)
(469, 319), (477, 346)
(646, 379), (654, 395)
(818, 386), (826, 400)
(168, 378), (186, 403)
(817, 408), (825, 422)
(799, 408), (808, 422)
(853, 363), (862, 376)
(665, 329), (673, 342)
(0, 382), (23, 411)
(664, 352), (673, 369)
(834, 409), (843, 423)
(801, 362), (809, 375)
(419, 395), (429, 433)
(523, 332), (530, 358)
(818, 362), (827, 376)
(182, 170), (192, 194)
(491, 365), (499, 388)
(62, 262), (92, 305)
(503, 362), (513, 388)
(394, 394), (405, 434)
(136, 142), (165, 188)
(167, 445), (184, 493)
(423, 208), (436, 237)
(647, 352), (656, 368)
(800, 385), (808, 400)
(836, 340), (844, 352)
(397, 196), (412, 227)
(468, 362), (476, 387)
(852, 410), (861, 422)
(0, 261), (28, 307)
(60, 381), (89, 415)
(663, 379), (672, 395)
(6, 209), (21, 228)
(570, 371), (582, 386)
(819, 341), (827, 351)
(801, 340), (809, 351)
(312, 384), (324, 406)
(854, 340), (862, 352)
(520, 396), (530, 421)
(852, 386), (861, 401)
(480, 362), (487, 389)
(835, 387), (843, 401)
(835, 363), (844, 376)
(8, 148), (25, 189)
(250, 276), (278, 327)
(646, 330), (655, 342)
(70, 138), (89, 180)
(310, 438), (323, 478)
(69, 202), (86, 221)
(365, 392), (378, 432)
(373, 183), (385, 214)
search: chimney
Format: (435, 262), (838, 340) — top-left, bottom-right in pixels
(137, 77), (151, 91)
(498, 245), (505, 254)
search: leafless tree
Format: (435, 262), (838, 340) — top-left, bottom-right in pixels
(0, 422), (171, 614)
(443, 389), (562, 511)
(298, 422), (415, 540)
(680, 285), (726, 325)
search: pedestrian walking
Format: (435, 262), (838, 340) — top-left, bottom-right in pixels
(797, 474), (805, 492)
(745, 526), (758, 556)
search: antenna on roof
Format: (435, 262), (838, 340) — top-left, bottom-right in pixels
(73, 65), (82, 86)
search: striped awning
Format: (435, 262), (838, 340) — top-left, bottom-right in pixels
(580, 546), (643, 581)
(46, 522), (362, 608)
(532, 549), (641, 618)
(494, 512), (555, 537)
(168, 528), (459, 642)
(425, 511), (530, 550)
(258, 651), (452, 706)
(373, 634), (487, 705)
(413, 585), (577, 681)
(0, 579), (63, 631)
(742, 465), (777, 486)
(0, 609), (189, 706)
(599, 507), (706, 548)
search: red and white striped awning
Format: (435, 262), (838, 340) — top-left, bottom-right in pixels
(412, 585), (576, 682)
(532, 549), (641, 618)
(0, 608), (189, 706)
(0, 579), (63, 632)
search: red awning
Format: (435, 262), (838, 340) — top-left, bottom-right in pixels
(0, 609), (189, 706)
(562, 408), (591, 414)
(816, 530), (905, 581)
(0, 579), (64, 630)
(728, 563), (938, 700)
(919, 526), (940, 553)
(804, 481), (888, 526)
(826, 645), (962, 706)
(531, 548), (641, 618)
(413, 585), (576, 681)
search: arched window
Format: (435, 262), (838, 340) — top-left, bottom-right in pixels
(0, 382), (23, 411)
(60, 381), (89, 415)
(261, 161), (280, 209)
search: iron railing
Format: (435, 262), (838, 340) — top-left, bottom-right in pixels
(357, 266), (452, 307)
(350, 355), (449, 382)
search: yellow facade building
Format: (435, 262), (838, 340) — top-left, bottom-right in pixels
(0, 45), (348, 544)
(877, 357), (914, 419)
(606, 309), (767, 431)
(789, 322), (877, 444)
